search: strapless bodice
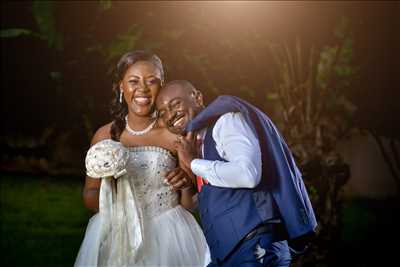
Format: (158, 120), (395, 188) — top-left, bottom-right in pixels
(123, 146), (179, 218)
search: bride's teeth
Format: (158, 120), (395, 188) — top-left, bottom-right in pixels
(134, 97), (150, 104)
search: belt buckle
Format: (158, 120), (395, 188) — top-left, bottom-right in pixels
(245, 228), (258, 241)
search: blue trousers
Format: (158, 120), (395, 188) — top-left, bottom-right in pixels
(207, 232), (291, 267)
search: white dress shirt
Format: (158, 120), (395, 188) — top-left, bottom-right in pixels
(190, 112), (262, 188)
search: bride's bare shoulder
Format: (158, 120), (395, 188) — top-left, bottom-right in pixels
(91, 122), (113, 145)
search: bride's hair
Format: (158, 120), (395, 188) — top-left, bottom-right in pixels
(110, 50), (165, 141)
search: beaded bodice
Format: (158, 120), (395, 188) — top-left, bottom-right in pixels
(124, 146), (179, 218)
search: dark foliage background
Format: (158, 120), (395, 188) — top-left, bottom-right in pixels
(1, 1), (399, 266)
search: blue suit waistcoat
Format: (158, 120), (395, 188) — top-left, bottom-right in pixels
(187, 95), (317, 261)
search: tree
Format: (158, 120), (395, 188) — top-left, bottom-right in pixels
(0, 1), (143, 174)
(268, 18), (357, 264)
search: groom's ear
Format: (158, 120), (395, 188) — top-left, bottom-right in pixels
(192, 89), (204, 108)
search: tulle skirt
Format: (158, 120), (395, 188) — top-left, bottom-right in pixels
(74, 205), (210, 267)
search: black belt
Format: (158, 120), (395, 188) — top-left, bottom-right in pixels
(224, 223), (283, 262)
(243, 223), (277, 241)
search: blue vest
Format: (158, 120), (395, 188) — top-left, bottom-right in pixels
(187, 95), (317, 262)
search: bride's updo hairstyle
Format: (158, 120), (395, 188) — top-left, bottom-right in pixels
(110, 50), (165, 141)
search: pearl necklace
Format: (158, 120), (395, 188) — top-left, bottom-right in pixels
(125, 115), (157, 136)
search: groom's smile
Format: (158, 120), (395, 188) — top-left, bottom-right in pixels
(156, 81), (204, 135)
(168, 112), (186, 128)
(159, 98), (190, 134)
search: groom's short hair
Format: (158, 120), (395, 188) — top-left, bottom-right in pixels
(163, 80), (197, 93)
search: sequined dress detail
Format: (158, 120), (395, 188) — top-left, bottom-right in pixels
(74, 145), (209, 267)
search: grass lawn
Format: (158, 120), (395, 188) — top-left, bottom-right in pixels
(0, 174), (90, 267)
(0, 173), (398, 266)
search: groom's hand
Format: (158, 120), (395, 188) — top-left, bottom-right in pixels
(173, 131), (197, 176)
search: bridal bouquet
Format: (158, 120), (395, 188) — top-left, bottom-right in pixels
(85, 139), (129, 179)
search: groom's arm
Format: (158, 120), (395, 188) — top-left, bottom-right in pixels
(190, 112), (262, 188)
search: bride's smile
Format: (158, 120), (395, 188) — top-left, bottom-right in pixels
(120, 60), (162, 117)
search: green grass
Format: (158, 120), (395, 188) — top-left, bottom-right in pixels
(0, 174), (90, 267)
(1, 174), (398, 266)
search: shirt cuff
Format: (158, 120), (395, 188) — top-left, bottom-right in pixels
(190, 159), (215, 181)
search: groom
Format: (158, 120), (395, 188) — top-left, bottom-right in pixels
(156, 80), (317, 266)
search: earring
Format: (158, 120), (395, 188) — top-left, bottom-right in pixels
(151, 110), (158, 119)
(119, 90), (123, 103)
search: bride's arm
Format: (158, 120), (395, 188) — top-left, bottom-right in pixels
(180, 183), (197, 211)
(161, 128), (198, 210)
(82, 123), (112, 212)
(83, 176), (101, 212)
(165, 167), (197, 211)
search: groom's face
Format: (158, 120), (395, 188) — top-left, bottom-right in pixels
(156, 84), (202, 135)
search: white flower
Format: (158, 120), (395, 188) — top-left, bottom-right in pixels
(85, 139), (129, 179)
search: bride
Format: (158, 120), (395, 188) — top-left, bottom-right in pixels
(74, 51), (209, 266)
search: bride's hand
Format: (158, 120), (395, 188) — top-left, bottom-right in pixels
(164, 167), (194, 191)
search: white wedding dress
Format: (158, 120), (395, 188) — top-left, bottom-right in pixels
(75, 145), (209, 267)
